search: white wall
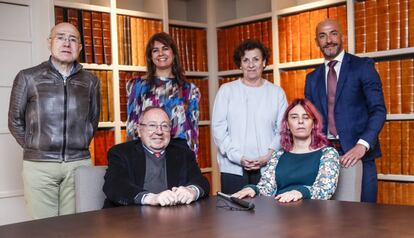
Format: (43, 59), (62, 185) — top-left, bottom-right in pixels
(0, 0), (52, 225)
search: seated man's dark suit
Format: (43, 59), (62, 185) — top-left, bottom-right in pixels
(103, 139), (209, 208)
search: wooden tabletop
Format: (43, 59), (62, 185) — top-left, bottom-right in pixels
(1, 197), (413, 238)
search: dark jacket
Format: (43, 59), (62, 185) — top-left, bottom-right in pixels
(8, 59), (100, 162)
(103, 139), (210, 208)
(305, 52), (386, 160)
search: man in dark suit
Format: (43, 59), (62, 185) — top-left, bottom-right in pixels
(103, 106), (209, 207)
(305, 19), (386, 202)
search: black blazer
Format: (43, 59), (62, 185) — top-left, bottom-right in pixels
(103, 139), (210, 207)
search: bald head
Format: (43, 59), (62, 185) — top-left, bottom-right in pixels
(315, 19), (343, 36)
(50, 22), (80, 39)
(315, 18), (344, 60)
(48, 22), (82, 67)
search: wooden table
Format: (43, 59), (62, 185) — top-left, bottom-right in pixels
(1, 197), (413, 238)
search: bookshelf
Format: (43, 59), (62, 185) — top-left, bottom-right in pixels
(52, 0), (217, 193)
(214, 0), (414, 205)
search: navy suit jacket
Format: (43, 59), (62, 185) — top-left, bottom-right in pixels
(305, 53), (386, 161)
(103, 139), (209, 207)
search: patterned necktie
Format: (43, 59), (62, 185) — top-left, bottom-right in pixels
(327, 60), (338, 137)
(154, 152), (161, 158)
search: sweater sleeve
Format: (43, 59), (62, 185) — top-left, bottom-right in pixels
(302, 147), (340, 200)
(211, 86), (243, 164)
(186, 83), (200, 154)
(268, 88), (288, 150)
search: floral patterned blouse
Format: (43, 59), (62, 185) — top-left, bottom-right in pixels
(251, 147), (340, 200)
(126, 76), (200, 153)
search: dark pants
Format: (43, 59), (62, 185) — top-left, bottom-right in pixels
(361, 160), (378, 203)
(220, 170), (261, 194)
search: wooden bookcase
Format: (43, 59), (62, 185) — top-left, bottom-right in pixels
(50, 0), (414, 202)
(215, 0), (414, 205)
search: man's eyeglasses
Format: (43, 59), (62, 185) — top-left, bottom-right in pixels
(51, 34), (80, 44)
(140, 122), (171, 132)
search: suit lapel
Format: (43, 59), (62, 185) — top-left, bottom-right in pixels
(335, 53), (350, 103)
(165, 145), (180, 188)
(315, 65), (328, 118)
(134, 141), (147, 187)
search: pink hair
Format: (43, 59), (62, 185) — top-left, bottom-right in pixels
(280, 98), (328, 151)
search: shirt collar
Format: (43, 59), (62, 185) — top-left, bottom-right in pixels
(324, 50), (345, 66)
(141, 144), (165, 156)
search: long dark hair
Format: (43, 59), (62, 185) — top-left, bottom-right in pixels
(145, 32), (186, 87)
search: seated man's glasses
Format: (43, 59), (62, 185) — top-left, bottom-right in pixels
(140, 122), (171, 132)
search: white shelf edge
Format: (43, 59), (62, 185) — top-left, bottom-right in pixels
(217, 69), (242, 76)
(386, 114), (414, 120)
(98, 122), (115, 128)
(199, 120), (210, 126)
(81, 63), (113, 70)
(6, 0), (30, 6)
(120, 121), (126, 127)
(378, 174), (414, 182)
(54, 0), (110, 13)
(0, 128), (10, 134)
(276, 0), (346, 16)
(0, 84), (12, 88)
(116, 8), (163, 20)
(185, 71), (209, 77)
(356, 47), (414, 59)
(169, 19), (207, 28)
(278, 58), (324, 69)
(217, 66), (273, 77)
(0, 37), (31, 43)
(0, 189), (23, 199)
(201, 167), (212, 173)
(216, 12), (272, 28)
(118, 65), (147, 72)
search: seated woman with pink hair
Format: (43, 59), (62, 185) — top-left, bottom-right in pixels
(232, 98), (340, 202)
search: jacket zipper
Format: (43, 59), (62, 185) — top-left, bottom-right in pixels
(62, 77), (67, 161)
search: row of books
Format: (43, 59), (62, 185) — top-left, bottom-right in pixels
(278, 4), (347, 63)
(90, 129), (115, 166)
(377, 180), (414, 206)
(355, 0), (414, 53)
(169, 26), (208, 72)
(117, 15), (163, 66)
(55, 7), (112, 65)
(197, 126), (212, 168)
(280, 68), (314, 104)
(187, 78), (210, 121)
(376, 121), (414, 175)
(88, 70), (114, 122)
(375, 58), (414, 114)
(119, 71), (145, 122)
(218, 71), (274, 87)
(217, 19), (273, 71)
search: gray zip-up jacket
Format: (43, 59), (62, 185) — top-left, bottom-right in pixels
(8, 59), (100, 162)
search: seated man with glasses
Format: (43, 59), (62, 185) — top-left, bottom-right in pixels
(103, 106), (209, 207)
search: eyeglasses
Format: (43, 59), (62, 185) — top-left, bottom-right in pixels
(140, 122), (171, 132)
(51, 34), (80, 44)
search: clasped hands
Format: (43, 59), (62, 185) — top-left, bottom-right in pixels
(143, 186), (197, 206)
(233, 187), (303, 203)
(241, 154), (270, 171)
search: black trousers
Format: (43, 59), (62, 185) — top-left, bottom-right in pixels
(220, 169), (261, 194)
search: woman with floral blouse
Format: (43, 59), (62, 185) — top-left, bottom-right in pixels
(126, 32), (199, 153)
(233, 98), (340, 202)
